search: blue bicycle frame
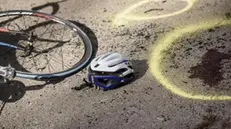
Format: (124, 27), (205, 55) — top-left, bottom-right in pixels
(0, 41), (18, 49)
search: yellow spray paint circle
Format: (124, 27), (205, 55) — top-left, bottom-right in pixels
(149, 18), (231, 100)
(112, 0), (197, 26)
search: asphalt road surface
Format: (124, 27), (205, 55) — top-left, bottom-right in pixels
(1, 0), (231, 129)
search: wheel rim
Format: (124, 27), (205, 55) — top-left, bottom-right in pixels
(0, 10), (93, 79)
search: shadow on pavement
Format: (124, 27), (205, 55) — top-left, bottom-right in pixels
(0, 1), (99, 115)
(31, 0), (68, 15)
(0, 79), (63, 103)
(0, 78), (63, 116)
(0, 0), (67, 26)
(69, 20), (99, 59)
(111, 59), (148, 90)
(131, 59), (148, 81)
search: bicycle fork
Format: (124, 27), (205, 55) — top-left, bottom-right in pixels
(0, 65), (16, 83)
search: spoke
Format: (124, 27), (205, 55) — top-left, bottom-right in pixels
(32, 17), (42, 36)
(45, 46), (60, 71)
(47, 25), (58, 40)
(32, 41), (44, 53)
(24, 20), (53, 33)
(27, 17), (51, 58)
(32, 54), (39, 72)
(41, 25), (67, 71)
(15, 21), (24, 31)
(28, 16), (37, 28)
(35, 23), (54, 55)
(22, 15), (29, 30)
(60, 26), (66, 70)
(33, 42), (64, 57)
(27, 15), (32, 27)
(7, 15), (23, 31)
(45, 50), (71, 71)
(0, 12), (80, 74)
(43, 24), (56, 72)
(21, 56), (26, 66)
(47, 50), (58, 64)
(0, 15), (21, 26)
(43, 26), (70, 71)
(48, 61), (55, 72)
(73, 41), (81, 48)
(61, 45), (64, 70)
(47, 55), (51, 73)
(45, 24), (56, 50)
(35, 17), (41, 27)
(6, 15), (12, 30)
(38, 41), (45, 54)
(44, 54), (50, 73)
(51, 56), (72, 68)
(36, 22), (53, 38)
(42, 54), (55, 73)
(38, 27), (65, 36)
(26, 15), (37, 34)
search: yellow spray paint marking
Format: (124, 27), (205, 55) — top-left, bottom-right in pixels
(149, 18), (231, 100)
(112, 0), (197, 26)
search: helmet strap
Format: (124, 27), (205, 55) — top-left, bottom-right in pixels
(71, 78), (94, 91)
(83, 78), (92, 85)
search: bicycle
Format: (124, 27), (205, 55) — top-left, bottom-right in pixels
(0, 10), (94, 82)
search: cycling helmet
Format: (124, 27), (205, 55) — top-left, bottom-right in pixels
(87, 52), (135, 89)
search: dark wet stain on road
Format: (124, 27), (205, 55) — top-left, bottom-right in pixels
(188, 49), (231, 87)
(193, 115), (219, 129)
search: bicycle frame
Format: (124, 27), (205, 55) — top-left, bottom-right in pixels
(0, 27), (32, 50)
(0, 41), (18, 49)
(0, 28), (33, 82)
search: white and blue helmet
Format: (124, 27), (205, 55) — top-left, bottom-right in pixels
(88, 52), (135, 89)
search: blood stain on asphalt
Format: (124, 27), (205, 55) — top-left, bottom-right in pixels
(188, 49), (231, 87)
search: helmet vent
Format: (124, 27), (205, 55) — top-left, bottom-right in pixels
(109, 60), (127, 67)
(128, 66), (133, 69)
(124, 73), (134, 78)
(115, 68), (127, 74)
(94, 64), (99, 67)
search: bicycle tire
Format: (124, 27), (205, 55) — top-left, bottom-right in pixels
(0, 10), (94, 80)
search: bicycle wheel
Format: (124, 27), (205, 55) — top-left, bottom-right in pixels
(0, 10), (93, 80)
